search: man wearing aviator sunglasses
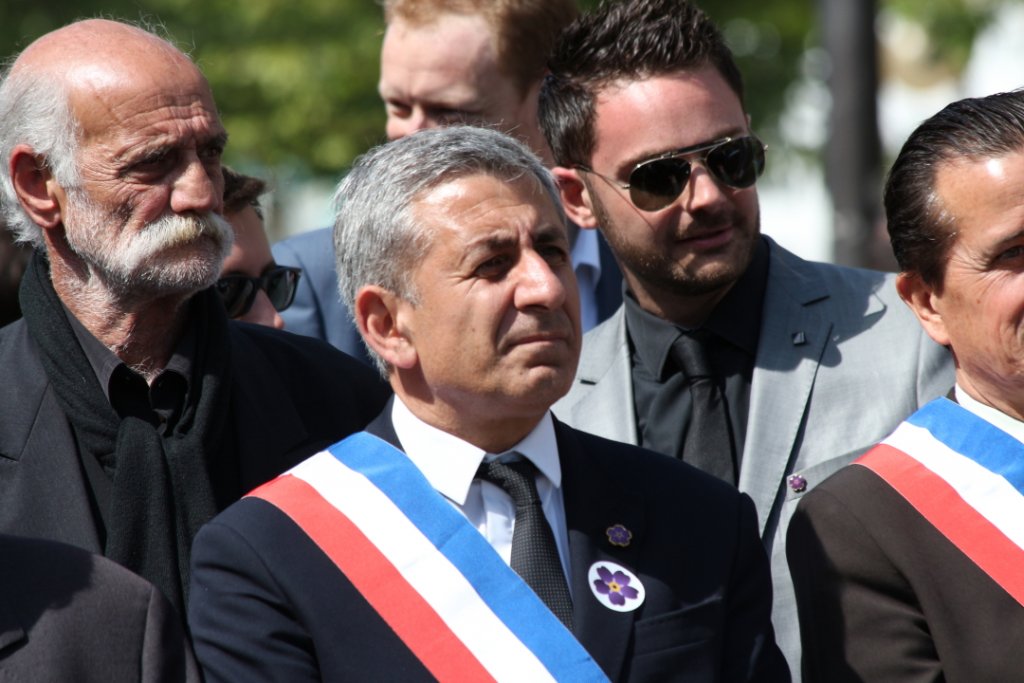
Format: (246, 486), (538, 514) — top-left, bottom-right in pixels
(539, 0), (954, 676)
(575, 135), (766, 213)
(218, 167), (302, 328)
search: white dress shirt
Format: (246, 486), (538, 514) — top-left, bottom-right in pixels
(390, 398), (573, 589)
(955, 385), (1024, 444)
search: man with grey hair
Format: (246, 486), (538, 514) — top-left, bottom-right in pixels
(0, 18), (388, 619)
(188, 126), (788, 682)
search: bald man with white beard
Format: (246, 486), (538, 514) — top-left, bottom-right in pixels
(0, 18), (388, 619)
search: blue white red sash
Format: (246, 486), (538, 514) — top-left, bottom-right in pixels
(247, 431), (609, 682)
(856, 397), (1024, 606)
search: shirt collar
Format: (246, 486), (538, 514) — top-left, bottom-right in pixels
(955, 385), (1024, 445)
(391, 397), (561, 506)
(64, 302), (195, 400)
(703, 237), (767, 355)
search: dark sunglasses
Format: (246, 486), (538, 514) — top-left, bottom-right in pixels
(577, 135), (766, 212)
(215, 265), (302, 318)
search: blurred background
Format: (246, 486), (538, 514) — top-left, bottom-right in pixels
(3, 0), (1020, 268)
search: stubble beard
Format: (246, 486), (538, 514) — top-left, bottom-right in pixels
(64, 190), (234, 302)
(589, 187), (759, 298)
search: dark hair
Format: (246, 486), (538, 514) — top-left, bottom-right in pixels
(222, 166), (268, 218)
(885, 90), (1024, 287)
(384, 0), (578, 96)
(538, 0), (744, 167)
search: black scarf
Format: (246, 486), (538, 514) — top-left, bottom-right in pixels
(19, 251), (234, 616)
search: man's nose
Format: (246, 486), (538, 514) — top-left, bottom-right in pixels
(170, 155), (221, 215)
(514, 250), (567, 310)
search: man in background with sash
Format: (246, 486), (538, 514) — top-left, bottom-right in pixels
(787, 90), (1024, 681)
(189, 126), (789, 681)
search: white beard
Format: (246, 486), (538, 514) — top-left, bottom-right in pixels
(64, 191), (234, 301)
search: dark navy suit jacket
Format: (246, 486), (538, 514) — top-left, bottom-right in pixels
(189, 410), (789, 682)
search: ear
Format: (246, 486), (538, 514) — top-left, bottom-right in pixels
(551, 166), (599, 229)
(9, 144), (66, 229)
(354, 285), (418, 371)
(896, 271), (950, 347)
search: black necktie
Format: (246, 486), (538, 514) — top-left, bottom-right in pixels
(674, 331), (736, 483)
(477, 458), (574, 629)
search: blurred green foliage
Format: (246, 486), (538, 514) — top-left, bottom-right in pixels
(0, 0), (997, 178)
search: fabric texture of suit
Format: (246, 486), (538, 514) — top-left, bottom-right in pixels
(273, 226), (623, 360)
(0, 314), (390, 569)
(0, 534), (198, 682)
(273, 227), (371, 364)
(189, 410), (790, 682)
(552, 236), (955, 674)
(787, 455), (1024, 682)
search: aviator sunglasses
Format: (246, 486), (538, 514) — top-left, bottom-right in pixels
(215, 265), (302, 318)
(576, 135), (766, 212)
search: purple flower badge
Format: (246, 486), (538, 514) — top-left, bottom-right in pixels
(588, 561), (645, 612)
(606, 524), (632, 547)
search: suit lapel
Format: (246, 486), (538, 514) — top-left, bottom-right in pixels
(557, 421), (644, 681)
(740, 241), (848, 533)
(0, 322), (101, 550)
(364, 402), (402, 449)
(556, 309), (638, 445)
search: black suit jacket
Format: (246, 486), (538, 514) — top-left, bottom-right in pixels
(0, 534), (198, 681)
(189, 409), (789, 682)
(0, 315), (390, 558)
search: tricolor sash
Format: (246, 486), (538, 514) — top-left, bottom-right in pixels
(856, 397), (1024, 606)
(247, 431), (609, 682)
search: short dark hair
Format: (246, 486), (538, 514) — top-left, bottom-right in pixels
(885, 90), (1024, 287)
(222, 166), (268, 218)
(538, 0), (745, 167)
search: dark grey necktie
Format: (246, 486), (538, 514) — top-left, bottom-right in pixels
(674, 331), (736, 483)
(477, 457), (574, 629)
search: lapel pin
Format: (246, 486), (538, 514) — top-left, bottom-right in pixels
(606, 524), (632, 547)
(791, 331), (807, 346)
(788, 474), (808, 493)
(589, 561), (645, 612)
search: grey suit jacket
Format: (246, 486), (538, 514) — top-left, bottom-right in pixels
(552, 236), (955, 677)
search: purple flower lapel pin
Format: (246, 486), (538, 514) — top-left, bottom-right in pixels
(606, 524), (632, 547)
(588, 561), (645, 612)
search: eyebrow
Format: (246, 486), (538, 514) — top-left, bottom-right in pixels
(987, 227), (1024, 253)
(203, 131), (230, 149)
(459, 222), (568, 261)
(121, 129), (229, 163)
(533, 223), (570, 246)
